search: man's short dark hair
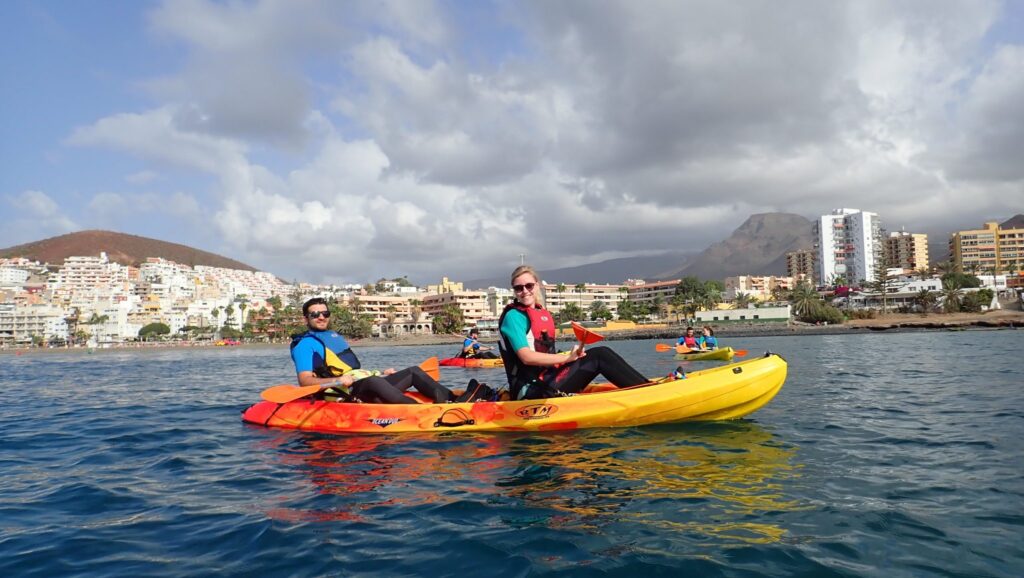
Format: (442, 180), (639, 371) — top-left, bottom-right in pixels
(303, 297), (328, 317)
(469, 328), (479, 335)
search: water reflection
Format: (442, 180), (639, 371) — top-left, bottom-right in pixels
(255, 421), (802, 545)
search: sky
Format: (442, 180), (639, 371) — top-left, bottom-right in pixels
(2, 0), (1022, 285)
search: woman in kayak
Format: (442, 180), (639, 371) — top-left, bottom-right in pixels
(677, 327), (699, 349)
(291, 298), (454, 404)
(697, 325), (719, 350)
(497, 265), (649, 400)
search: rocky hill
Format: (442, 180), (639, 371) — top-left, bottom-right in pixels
(664, 213), (816, 279)
(1002, 214), (1024, 229)
(0, 230), (256, 271)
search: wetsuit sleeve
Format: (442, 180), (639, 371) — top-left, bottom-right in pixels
(500, 309), (530, 351)
(290, 338), (317, 374)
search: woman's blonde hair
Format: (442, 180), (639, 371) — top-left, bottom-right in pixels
(510, 265), (544, 307)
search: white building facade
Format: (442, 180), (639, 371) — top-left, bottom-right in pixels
(816, 208), (884, 286)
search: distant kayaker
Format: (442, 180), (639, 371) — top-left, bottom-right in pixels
(460, 328), (499, 359)
(697, 326), (719, 350)
(677, 327), (699, 350)
(498, 265), (649, 400)
(291, 297), (454, 404)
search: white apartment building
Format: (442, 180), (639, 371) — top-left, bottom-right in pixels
(724, 276), (796, 301)
(48, 253), (134, 300)
(422, 291), (491, 329)
(0, 304), (69, 345)
(816, 208), (883, 286)
(0, 267), (30, 288)
(626, 279), (680, 312)
(545, 283), (626, 318)
(194, 265), (291, 300)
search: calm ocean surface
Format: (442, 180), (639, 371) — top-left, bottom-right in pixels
(1, 330), (1022, 577)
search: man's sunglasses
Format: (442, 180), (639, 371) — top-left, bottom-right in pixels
(512, 282), (536, 293)
(307, 311), (331, 319)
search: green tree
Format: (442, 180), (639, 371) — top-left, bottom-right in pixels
(574, 283), (586, 309)
(789, 282), (822, 319)
(941, 278), (963, 313)
(432, 303), (465, 334)
(139, 322), (171, 340)
(588, 300), (611, 321)
(617, 299), (638, 322)
(223, 304), (236, 328)
(914, 288), (936, 316)
(942, 272), (981, 289)
(865, 259), (895, 313)
(733, 292), (753, 309)
(557, 302), (585, 323)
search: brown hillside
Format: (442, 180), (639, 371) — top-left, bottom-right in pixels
(668, 213), (816, 280)
(0, 230), (256, 271)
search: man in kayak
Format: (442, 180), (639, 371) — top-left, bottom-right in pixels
(461, 328), (499, 359)
(497, 265), (649, 400)
(291, 298), (454, 404)
(677, 327), (699, 350)
(697, 326), (719, 350)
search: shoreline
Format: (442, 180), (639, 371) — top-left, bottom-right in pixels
(3, 311), (1021, 354)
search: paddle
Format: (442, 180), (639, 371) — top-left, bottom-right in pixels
(571, 321), (605, 345)
(260, 357), (442, 404)
(655, 343), (675, 352)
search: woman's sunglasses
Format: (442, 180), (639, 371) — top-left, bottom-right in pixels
(307, 311), (331, 319)
(512, 282), (536, 293)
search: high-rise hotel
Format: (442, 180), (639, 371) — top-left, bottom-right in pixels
(884, 231), (930, 271)
(949, 221), (1024, 274)
(815, 208), (884, 285)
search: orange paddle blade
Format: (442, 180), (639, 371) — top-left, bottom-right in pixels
(419, 357), (441, 381)
(261, 384), (321, 404)
(655, 343), (673, 352)
(571, 322), (604, 344)
(733, 349), (748, 357)
(676, 345), (694, 354)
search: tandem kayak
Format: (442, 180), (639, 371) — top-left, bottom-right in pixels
(241, 353), (786, 434)
(439, 357), (504, 368)
(674, 346), (735, 361)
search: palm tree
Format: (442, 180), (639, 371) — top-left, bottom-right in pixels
(574, 283), (586, 310)
(239, 302), (248, 326)
(915, 266), (932, 281)
(733, 292), (753, 309)
(409, 299), (423, 323)
(941, 278), (962, 313)
(914, 288), (936, 316)
(935, 260), (955, 276)
(789, 283), (821, 318)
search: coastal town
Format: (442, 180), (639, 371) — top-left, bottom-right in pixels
(1, 210), (1022, 348)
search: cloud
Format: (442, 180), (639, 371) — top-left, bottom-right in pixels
(52, 1), (1023, 284)
(1, 190), (78, 246)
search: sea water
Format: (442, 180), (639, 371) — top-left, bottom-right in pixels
(1, 330), (1021, 577)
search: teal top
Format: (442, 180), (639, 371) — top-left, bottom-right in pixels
(499, 308), (532, 351)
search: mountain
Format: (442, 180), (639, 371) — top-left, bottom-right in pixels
(1002, 214), (1024, 229)
(463, 251), (695, 288)
(665, 213), (816, 280)
(0, 230), (257, 271)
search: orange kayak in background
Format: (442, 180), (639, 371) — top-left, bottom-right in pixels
(439, 357), (504, 368)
